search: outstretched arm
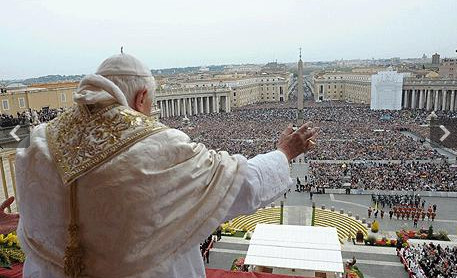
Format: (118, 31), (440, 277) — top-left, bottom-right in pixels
(224, 122), (318, 220)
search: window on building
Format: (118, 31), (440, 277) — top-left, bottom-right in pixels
(233, 92), (236, 97)
(2, 100), (9, 110)
(18, 97), (26, 108)
(61, 93), (67, 102)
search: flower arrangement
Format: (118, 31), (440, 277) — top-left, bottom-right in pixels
(345, 265), (364, 278)
(230, 257), (247, 272)
(0, 234), (19, 247)
(396, 226), (450, 242)
(364, 235), (398, 247)
(221, 222), (236, 236)
(0, 233), (25, 268)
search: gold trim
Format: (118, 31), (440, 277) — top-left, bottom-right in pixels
(46, 104), (167, 185)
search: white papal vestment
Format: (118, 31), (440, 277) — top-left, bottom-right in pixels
(16, 75), (293, 278)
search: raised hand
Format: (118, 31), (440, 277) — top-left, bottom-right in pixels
(0, 197), (19, 234)
(277, 122), (318, 161)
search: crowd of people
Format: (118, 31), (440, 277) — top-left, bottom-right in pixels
(2, 100), (456, 192)
(0, 100), (452, 161)
(0, 108), (63, 127)
(400, 243), (457, 278)
(161, 101), (450, 160)
(372, 193), (424, 208)
(367, 194), (438, 227)
(309, 161), (457, 192)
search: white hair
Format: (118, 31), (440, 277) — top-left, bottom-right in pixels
(103, 75), (156, 108)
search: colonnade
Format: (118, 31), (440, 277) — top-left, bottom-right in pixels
(157, 95), (230, 118)
(402, 89), (457, 111)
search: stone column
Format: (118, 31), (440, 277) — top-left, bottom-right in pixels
(199, 97), (204, 114)
(183, 98), (187, 116)
(404, 90), (409, 109)
(451, 91), (456, 111)
(434, 90), (440, 111)
(418, 89), (424, 109)
(177, 98), (181, 116)
(212, 96), (216, 113)
(192, 98), (197, 115)
(165, 100), (169, 117)
(170, 99), (175, 116)
(187, 98), (192, 116)
(441, 90), (446, 111)
(205, 96), (210, 113)
(411, 90), (417, 109)
(426, 90), (432, 111)
(159, 101), (164, 118)
(225, 96), (230, 113)
(216, 96), (220, 113)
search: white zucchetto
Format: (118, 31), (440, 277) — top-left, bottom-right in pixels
(96, 53), (152, 77)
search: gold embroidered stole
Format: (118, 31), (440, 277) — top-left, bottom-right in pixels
(46, 103), (167, 186)
(45, 104), (167, 277)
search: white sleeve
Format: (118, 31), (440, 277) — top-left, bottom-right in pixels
(223, 150), (293, 221)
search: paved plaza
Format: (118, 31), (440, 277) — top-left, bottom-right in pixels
(283, 191), (457, 234)
(207, 233), (408, 278)
(206, 190), (457, 278)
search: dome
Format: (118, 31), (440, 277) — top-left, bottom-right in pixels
(425, 71), (439, 78)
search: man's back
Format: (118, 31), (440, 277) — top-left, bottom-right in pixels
(17, 116), (242, 277)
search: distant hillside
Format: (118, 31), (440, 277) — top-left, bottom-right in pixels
(151, 65), (226, 75)
(22, 74), (85, 85)
(9, 64), (246, 84)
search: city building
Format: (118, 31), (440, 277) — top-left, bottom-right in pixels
(156, 72), (292, 118)
(0, 82), (76, 115)
(0, 71), (292, 119)
(402, 78), (457, 111)
(312, 72), (372, 104)
(439, 58), (457, 79)
(432, 53), (441, 65)
(312, 67), (457, 111)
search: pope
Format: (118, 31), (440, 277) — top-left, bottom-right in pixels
(16, 53), (318, 278)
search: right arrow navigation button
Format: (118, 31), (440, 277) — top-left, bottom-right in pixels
(439, 125), (450, 142)
(430, 117), (457, 149)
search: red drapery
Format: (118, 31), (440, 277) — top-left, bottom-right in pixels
(206, 268), (312, 278)
(0, 264), (315, 278)
(0, 263), (23, 278)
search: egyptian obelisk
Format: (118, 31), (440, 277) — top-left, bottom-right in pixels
(297, 48), (304, 125)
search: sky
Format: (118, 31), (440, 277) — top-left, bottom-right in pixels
(1, 0), (457, 80)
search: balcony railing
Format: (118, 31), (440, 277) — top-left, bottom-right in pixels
(0, 150), (17, 213)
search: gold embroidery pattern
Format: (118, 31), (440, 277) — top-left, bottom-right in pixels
(46, 104), (167, 185)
